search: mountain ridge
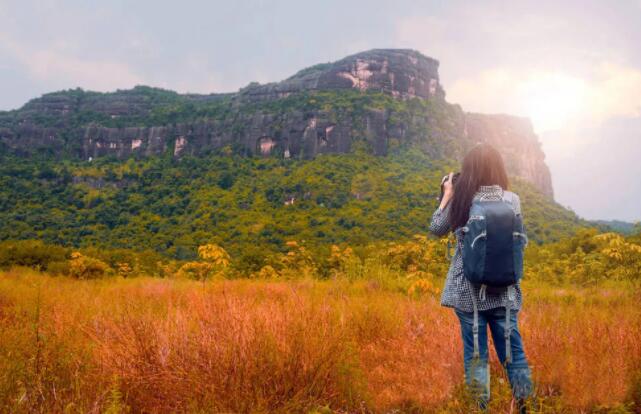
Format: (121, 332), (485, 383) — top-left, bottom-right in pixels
(0, 49), (553, 197)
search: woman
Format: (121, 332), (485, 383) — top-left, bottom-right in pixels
(429, 143), (533, 412)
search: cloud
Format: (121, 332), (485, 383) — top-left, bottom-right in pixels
(446, 63), (641, 133)
(589, 63), (641, 122)
(541, 117), (641, 221)
(0, 33), (143, 92)
(157, 53), (229, 94)
(394, 4), (604, 78)
(0, 30), (230, 96)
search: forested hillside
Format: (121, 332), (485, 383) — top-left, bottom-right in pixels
(0, 147), (584, 266)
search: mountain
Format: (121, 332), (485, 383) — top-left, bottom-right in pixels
(0, 49), (552, 197)
(0, 49), (583, 263)
(593, 219), (640, 234)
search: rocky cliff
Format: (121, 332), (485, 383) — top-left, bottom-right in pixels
(236, 49), (444, 102)
(463, 113), (553, 198)
(0, 49), (553, 197)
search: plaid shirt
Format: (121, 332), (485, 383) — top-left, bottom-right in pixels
(429, 185), (523, 312)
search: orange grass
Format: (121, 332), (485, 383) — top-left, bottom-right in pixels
(0, 269), (640, 413)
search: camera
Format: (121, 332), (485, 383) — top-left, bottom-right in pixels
(439, 172), (460, 201)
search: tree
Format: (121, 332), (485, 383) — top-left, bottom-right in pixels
(69, 252), (111, 279)
(177, 243), (231, 281)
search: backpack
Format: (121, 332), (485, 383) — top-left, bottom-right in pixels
(457, 191), (528, 363)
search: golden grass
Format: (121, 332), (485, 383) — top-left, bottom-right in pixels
(0, 268), (640, 413)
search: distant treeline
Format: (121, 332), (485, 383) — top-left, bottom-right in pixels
(2, 227), (640, 287)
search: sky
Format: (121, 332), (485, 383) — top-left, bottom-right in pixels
(1, 0), (640, 222)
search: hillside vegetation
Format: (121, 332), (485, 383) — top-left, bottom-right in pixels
(0, 148), (584, 269)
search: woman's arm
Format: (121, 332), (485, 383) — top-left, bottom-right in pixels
(429, 173), (455, 237)
(429, 203), (451, 237)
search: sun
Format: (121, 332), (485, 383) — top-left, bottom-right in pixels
(517, 73), (587, 133)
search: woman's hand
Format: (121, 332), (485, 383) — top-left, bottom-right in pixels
(439, 172), (455, 210)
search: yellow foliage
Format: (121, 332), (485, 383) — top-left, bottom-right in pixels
(177, 261), (214, 281)
(407, 277), (440, 297)
(526, 230), (641, 284)
(69, 252), (111, 279)
(176, 244), (232, 281)
(328, 244), (360, 278)
(117, 262), (133, 277)
(279, 240), (317, 278)
(256, 265), (280, 279)
(382, 234), (449, 279)
(197, 244), (231, 267)
(156, 261), (179, 278)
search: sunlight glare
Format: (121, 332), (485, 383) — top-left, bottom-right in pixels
(517, 73), (588, 133)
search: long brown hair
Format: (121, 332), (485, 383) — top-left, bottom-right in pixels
(449, 143), (509, 230)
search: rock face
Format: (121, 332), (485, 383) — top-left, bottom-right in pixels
(237, 49), (444, 102)
(76, 112), (355, 161)
(463, 114), (553, 198)
(0, 49), (553, 197)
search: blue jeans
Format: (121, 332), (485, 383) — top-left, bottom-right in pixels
(455, 307), (533, 406)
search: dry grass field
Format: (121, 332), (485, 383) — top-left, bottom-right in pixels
(1, 268), (640, 413)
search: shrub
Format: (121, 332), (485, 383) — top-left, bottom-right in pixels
(46, 260), (71, 276)
(0, 240), (68, 270)
(69, 252), (111, 279)
(526, 231), (641, 285)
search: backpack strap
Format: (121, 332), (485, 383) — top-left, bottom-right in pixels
(504, 285), (516, 364)
(471, 289), (480, 360)
(471, 283), (489, 360)
(479, 284), (487, 301)
(498, 191), (517, 363)
(451, 226), (468, 257)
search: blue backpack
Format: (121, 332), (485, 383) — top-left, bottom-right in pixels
(461, 193), (526, 288)
(457, 192), (528, 363)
